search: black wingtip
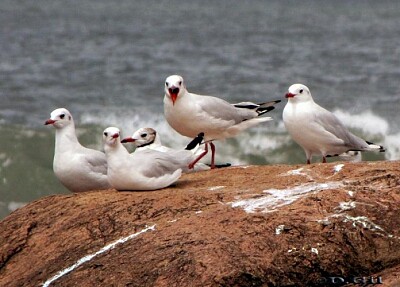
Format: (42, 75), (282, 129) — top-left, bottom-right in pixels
(256, 99), (281, 115)
(206, 163), (231, 168)
(185, 132), (205, 150)
(365, 141), (385, 152)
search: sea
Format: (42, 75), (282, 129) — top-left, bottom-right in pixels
(1, 0), (399, 219)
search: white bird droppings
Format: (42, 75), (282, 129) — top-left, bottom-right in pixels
(42, 225), (156, 287)
(231, 182), (342, 213)
(208, 186), (225, 191)
(333, 164), (344, 173)
(275, 225), (285, 235)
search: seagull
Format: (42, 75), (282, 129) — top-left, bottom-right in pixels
(282, 84), (385, 164)
(45, 108), (111, 192)
(103, 127), (182, 191)
(120, 127), (210, 172)
(163, 75), (280, 168)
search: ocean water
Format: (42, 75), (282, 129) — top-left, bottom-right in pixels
(1, 0), (399, 219)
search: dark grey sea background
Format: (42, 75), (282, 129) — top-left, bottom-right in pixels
(1, 0), (399, 218)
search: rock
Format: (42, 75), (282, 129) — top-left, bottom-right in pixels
(0, 161), (399, 287)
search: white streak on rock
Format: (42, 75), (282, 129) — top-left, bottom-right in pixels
(231, 182), (341, 213)
(341, 215), (386, 232)
(275, 225), (285, 235)
(42, 225), (156, 287)
(282, 168), (314, 180)
(337, 201), (357, 211)
(334, 164), (344, 173)
(208, 186), (225, 191)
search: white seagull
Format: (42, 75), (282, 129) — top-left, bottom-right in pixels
(120, 127), (210, 172)
(103, 127), (182, 191)
(282, 84), (385, 164)
(164, 75), (280, 168)
(45, 108), (111, 192)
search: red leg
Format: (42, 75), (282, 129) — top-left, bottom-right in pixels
(307, 159), (311, 164)
(210, 142), (216, 169)
(188, 143), (209, 169)
(322, 156), (326, 163)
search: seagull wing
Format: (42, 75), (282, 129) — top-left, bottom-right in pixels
(193, 93), (257, 124)
(314, 106), (368, 150)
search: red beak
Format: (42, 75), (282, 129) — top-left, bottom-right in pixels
(44, 119), (56, 125)
(285, 93), (295, 98)
(168, 87), (179, 105)
(121, 137), (135, 143)
(112, 133), (119, 139)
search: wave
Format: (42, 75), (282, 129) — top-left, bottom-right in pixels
(78, 107), (399, 164)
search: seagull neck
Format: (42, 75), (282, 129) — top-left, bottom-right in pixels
(55, 124), (81, 152)
(106, 142), (130, 157)
(153, 135), (162, 146)
(137, 138), (156, 148)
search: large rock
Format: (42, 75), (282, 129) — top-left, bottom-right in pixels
(0, 161), (399, 287)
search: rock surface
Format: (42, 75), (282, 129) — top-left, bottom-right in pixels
(0, 161), (399, 287)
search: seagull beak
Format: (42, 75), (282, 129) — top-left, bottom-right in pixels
(285, 92), (295, 98)
(168, 87), (179, 105)
(112, 133), (119, 139)
(44, 119), (56, 125)
(121, 137), (135, 143)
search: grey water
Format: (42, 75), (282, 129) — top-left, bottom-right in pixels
(1, 0), (399, 219)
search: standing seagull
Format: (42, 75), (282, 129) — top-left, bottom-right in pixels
(45, 108), (111, 192)
(103, 127), (182, 191)
(120, 127), (210, 172)
(163, 75), (280, 168)
(282, 84), (385, 164)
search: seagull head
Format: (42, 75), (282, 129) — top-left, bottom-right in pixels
(121, 127), (157, 148)
(285, 84), (312, 103)
(44, 108), (73, 129)
(103, 127), (121, 147)
(165, 75), (186, 105)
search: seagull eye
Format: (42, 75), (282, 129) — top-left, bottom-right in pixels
(103, 132), (108, 136)
(299, 89), (303, 94)
(179, 81), (182, 86)
(165, 82), (168, 87)
(60, 114), (65, 119)
(141, 133), (147, 138)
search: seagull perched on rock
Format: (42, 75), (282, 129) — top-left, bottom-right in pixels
(45, 108), (111, 192)
(120, 127), (210, 172)
(103, 127), (182, 191)
(282, 84), (385, 164)
(163, 75), (280, 168)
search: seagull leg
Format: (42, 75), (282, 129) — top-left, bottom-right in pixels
(210, 142), (216, 169)
(322, 156), (327, 163)
(305, 151), (312, 164)
(188, 143), (209, 169)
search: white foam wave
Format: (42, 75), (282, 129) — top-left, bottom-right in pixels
(333, 109), (400, 160)
(77, 107), (400, 163)
(8, 201), (27, 212)
(333, 109), (388, 137)
(384, 132), (400, 160)
(80, 108), (188, 150)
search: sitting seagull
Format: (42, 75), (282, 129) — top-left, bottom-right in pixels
(163, 74), (280, 168)
(103, 127), (182, 191)
(120, 127), (210, 172)
(282, 84), (385, 164)
(45, 108), (111, 192)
